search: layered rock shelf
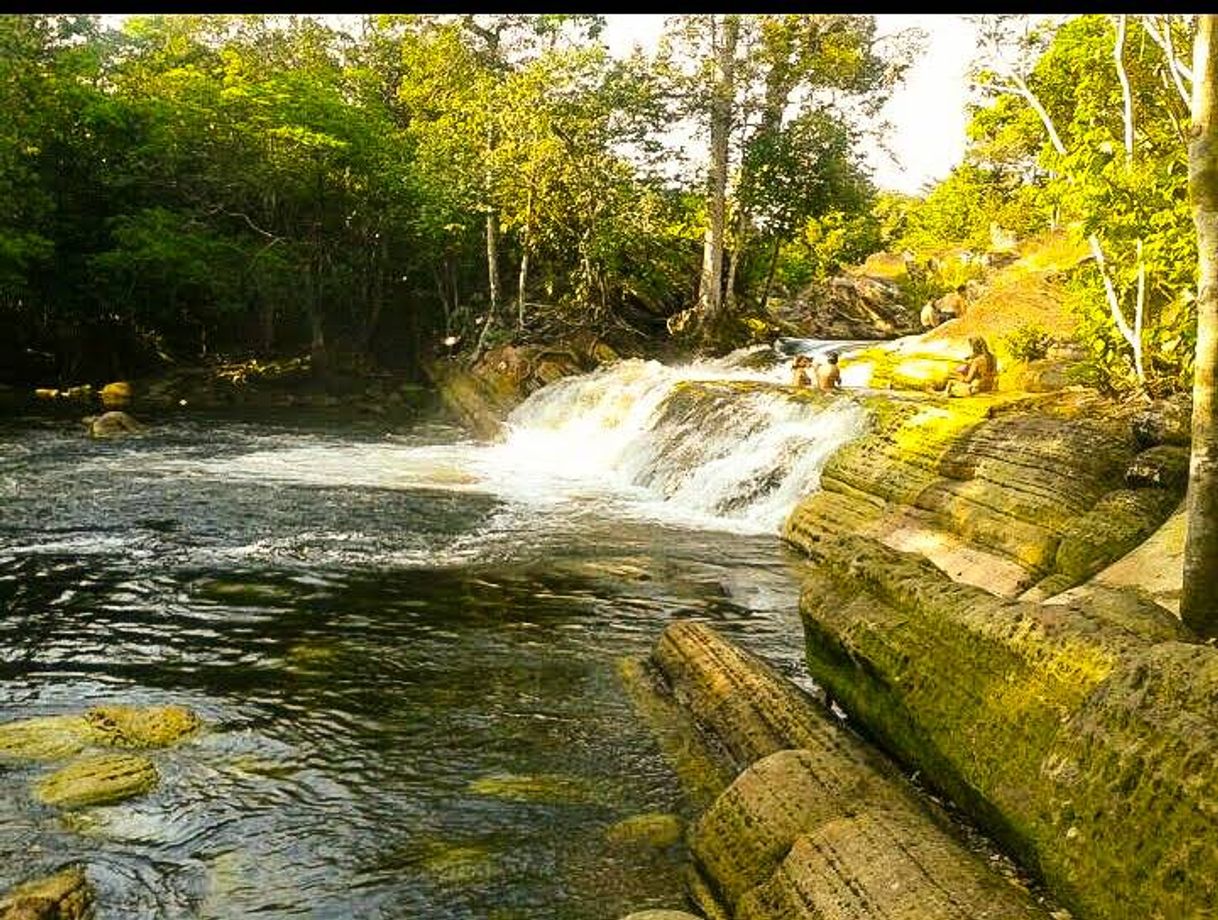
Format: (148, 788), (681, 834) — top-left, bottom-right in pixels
(782, 387), (1186, 599)
(648, 620), (1052, 920)
(796, 533), (1215, 920)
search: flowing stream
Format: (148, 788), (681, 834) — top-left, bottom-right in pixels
(0, 346), (871, 919)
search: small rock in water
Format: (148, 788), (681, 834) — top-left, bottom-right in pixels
(605, 813), (684, 849)
(0, 865), (93, 920)
(34, 753), (158, 808)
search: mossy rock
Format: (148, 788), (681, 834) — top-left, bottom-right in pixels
(620, 912), (704, 920)
(35, 753), (158, 808)
(0, 716), (94, 762)
(605, 813), (684, 850)
(798, 533), (1217, 920)
(0, 865), (93, 920)
(467, 772), (608, 806)
(0, 706), (201, 763)
(85, 705), (201, 748)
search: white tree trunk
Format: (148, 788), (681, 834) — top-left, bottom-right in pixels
(1182, 14), (1218, 636)
(697, 14), (738, 323)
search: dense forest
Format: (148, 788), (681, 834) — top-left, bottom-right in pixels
(0, 13), (1203, 399)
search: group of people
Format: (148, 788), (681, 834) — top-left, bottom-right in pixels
(789, 352), (841, 391)
(787, 336), (997, 399)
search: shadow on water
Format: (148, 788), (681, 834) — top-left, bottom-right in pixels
(0, 412), (816, 919)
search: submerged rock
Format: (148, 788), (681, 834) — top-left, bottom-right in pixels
(34, 753), (158, 808)
(81, 411), (141, 438)
(605, 813), (683, 850)
(467, 772), (607, 806)
(0, 716), (94, 762)
(0, 706), (201, 762)
(0, 865), (93, 920)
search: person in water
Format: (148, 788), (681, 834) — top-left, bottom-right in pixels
(943, 336), (998, 397)
(816, 352), (842, 391)
(790, 354), (812, 387)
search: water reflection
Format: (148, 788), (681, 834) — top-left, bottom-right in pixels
(0, 413), (815, 918)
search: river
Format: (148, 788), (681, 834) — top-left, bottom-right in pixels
(0, 347), (867, 919)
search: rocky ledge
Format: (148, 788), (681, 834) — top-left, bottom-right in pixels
(796, 533), (1214, 920)
(640, 620), (1053, 920)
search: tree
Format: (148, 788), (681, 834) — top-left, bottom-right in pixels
(654, 14), (918, 347)
(969, 14), (1198, 395)
(1182, 14), (1218, 637)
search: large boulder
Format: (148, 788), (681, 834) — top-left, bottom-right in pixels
(783, 388), (1186, 598)
(770, 273), (920, 341)
(796, 533), (1215, 920)
(650, 622), (1052, 920)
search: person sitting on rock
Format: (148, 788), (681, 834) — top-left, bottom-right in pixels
(935, 284), (969, 322)
(816, 352), (842, 391)
(942, 336), (998, 397)
(790, 355), (812, 388)
(920, 299), (941, 329)
(81, 410), (142, 438)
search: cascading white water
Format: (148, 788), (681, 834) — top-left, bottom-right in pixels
(481, 345), (872, 533)
(152, 343), (873, 541)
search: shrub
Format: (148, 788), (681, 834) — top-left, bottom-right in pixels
(1001, 323), (1055, 362)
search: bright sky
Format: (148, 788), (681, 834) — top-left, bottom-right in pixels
(602, 13), (977, 196)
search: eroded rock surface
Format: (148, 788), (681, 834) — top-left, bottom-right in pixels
(652, 621), (1051, 920)
(797, 533), (1215, 920)
(782, 388), (1185, 597)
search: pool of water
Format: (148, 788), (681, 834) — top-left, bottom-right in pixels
(0, 410), (818, 919)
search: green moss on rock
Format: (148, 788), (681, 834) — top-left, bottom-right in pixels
(35, 753), (159, 808)
(85, 705), (202, 749)
(798, 533), (1214, 920)
(0, 866), (93, 920)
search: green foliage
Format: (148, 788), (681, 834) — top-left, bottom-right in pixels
(962, 14), (1197, 396)
(1001, 322), (1055, 362)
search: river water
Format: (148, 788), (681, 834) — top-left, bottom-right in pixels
(0, 348), (869, 919)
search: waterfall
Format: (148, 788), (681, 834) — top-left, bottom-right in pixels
(485, 345), (872, 533)
(150, 343), (874, 541)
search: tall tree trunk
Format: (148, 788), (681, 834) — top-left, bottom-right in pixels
(260, 297), (275, 354)
(724, 211), (748, 312)
(474, 208), (501, 358)
(698, 14), (738, 324)
(518, 181), (535, 330)
(362, 237), (386, 356)
(759, 237), (781, 314)
(1182, 14), (1218, 636)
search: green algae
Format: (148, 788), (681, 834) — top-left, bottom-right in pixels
(35, 753), (158, 809)
(605, 813), (684, 850)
